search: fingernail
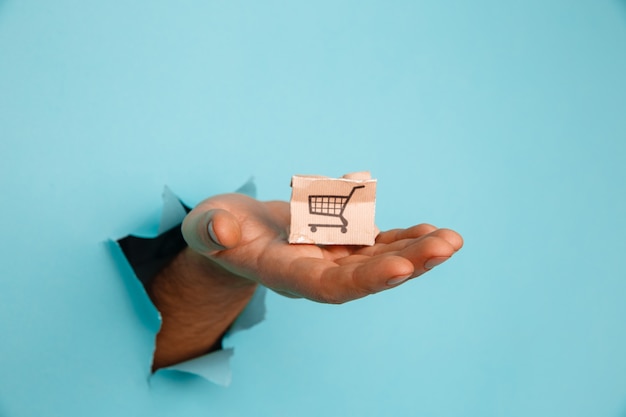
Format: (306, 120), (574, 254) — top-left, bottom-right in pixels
(424, 256), (450, 270)
(207, 221), (225, 249)
(387, 274), (412, 286)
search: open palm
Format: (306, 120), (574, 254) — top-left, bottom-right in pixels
(182, 193), (463, 304)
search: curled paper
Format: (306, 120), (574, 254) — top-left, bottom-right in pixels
(112, 179), (266, 386)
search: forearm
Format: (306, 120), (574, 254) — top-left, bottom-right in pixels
(148, 247), (257, 370)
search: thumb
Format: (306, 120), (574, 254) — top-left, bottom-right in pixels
(181, 208), (242, 255)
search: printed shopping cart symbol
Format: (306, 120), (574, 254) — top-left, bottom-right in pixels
(308, 185), (365, 233)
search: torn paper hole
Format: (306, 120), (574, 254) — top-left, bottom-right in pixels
(112, 178), (266, 386)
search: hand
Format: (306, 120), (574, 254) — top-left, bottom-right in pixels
(182, 193), (463, 304)
(150, 192), (463, 368)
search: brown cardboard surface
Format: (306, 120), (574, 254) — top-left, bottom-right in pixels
(289, 174), (377, 245)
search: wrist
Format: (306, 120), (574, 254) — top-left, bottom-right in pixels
(149, 248), (257, 369)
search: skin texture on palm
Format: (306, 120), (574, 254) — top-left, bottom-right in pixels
(150, 193), (463, 369)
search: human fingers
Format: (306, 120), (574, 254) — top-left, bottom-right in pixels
(273, 255), (414, 304)
(375, 224), (438, 244)
(360, 228), (463, 258)
(429, 228), (463, 251)
(395, 234), (459, 279)
(341, 171), (372, 180)
(329, 232), (459, 295)
(181, 207), (242, 255)
(331, 231), (462, 294)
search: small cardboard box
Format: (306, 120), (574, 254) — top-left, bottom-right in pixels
(289, 174), (377, 245)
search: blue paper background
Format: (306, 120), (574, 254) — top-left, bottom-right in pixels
(1, 1), (625, 416)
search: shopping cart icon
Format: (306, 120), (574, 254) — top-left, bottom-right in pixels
(308, 185), (365, 233)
